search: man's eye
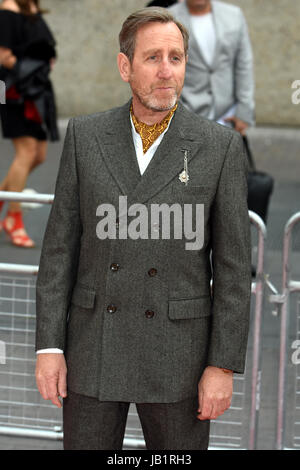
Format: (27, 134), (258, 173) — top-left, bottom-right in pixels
(148, 56), (157, 60)
(172, 56), (180, 62)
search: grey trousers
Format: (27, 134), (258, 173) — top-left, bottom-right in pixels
(63, 391), (210, 450)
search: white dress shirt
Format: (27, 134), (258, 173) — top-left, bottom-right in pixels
(36, 112), (173, 354)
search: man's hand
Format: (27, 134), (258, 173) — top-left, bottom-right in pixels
(224, 116), (249, 136)
(197, 366), (233, 420)
(49, 57), (56, 71)
(35, 353), (67, 408)
(0, 47), (17, 69)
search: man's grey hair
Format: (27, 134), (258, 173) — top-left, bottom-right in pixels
(119, 7), (189, 63)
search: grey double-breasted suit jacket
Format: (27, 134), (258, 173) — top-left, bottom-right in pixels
(35, 100), (252, 403)
(169, 1), (255, 125)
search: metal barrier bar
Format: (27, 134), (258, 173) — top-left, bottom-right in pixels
(247, 211), (267, 450)
(0, 190), (266, 449)
(0, 264), (38, 275)
(0, 426), (62, 441)
(276, 212), (300, 450)
(0, 191), (53, 205)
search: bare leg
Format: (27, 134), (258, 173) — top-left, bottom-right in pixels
(0, 137), (39, 211)
(34, 140), (48, 168)
(0, 137), (48, 247)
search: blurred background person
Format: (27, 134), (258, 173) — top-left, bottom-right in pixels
(169, 0), (255, 134)
(0, 0), (58, 247)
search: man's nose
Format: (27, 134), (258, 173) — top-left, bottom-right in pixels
(157, 59), (173, 79)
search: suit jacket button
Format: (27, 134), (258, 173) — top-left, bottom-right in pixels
(110, 263), (120, 271)
(145, 310), (154, 318)
(107, 304), (117, 313)
(148, 268), (157, 277)
(116, 217), (119, 228)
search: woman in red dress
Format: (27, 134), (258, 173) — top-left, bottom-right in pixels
(0, 0), (58, 247)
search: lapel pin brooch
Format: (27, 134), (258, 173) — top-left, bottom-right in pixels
(179, 150), (189, 185)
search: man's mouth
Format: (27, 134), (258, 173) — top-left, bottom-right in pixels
(154, 86), (175, 91)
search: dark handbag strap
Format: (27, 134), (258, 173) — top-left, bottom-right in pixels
(242, 135), (256, 171)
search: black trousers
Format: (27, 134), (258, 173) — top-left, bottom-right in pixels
(63, 391), (210, 450)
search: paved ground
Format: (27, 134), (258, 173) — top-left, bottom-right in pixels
(0, 121), (299, 450)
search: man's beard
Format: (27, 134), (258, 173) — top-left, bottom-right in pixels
(131, 83), (179, 112)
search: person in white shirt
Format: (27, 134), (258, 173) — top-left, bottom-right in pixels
(169, 0), (255, 134)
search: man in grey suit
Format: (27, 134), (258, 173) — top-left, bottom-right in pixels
(35, 7), (252, 450)
(169, 0), (255, 134)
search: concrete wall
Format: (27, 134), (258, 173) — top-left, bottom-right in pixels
(43, 0), (144, 118)
(221, 0), (300, 127)
(43, 0), (300, 126)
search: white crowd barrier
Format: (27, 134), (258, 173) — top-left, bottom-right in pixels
(271, 212), (300, 450)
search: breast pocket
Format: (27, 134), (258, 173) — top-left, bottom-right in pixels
(172, 184), (213, 203)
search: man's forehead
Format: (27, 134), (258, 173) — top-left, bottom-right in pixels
(135, 21), (184, 51)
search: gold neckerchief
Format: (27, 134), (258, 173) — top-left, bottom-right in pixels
(130, 103), (178, 154)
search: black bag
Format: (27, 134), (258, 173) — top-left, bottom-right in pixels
(243, 136), (274, 223)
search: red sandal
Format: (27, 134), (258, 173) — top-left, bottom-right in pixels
(0, 201), (4, 232)
(2, 210), (35, 248)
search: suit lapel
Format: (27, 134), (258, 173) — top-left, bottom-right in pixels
(210, 1), (223, 70)
(180, 1), (222, 72)
(94, 101), (203, 217)
(180, 3), (211, 69)
(94, 100), (142, 197)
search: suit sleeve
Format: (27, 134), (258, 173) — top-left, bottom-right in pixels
(207, 131), (252, 373)
(35, 118), (82, 352)
(234, 9), (255, 126)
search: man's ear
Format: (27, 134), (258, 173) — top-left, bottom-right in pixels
(117, 52), (131, 83)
